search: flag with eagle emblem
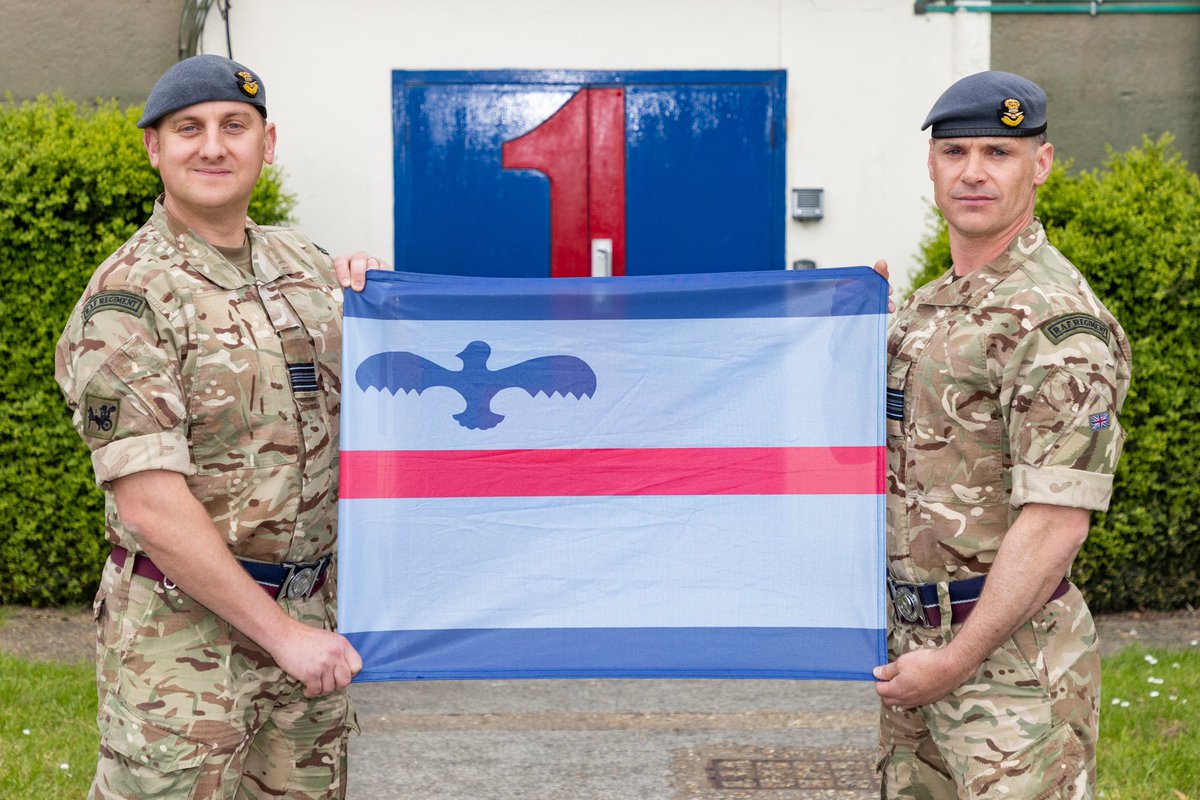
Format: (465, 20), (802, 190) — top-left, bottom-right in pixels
(339, 268), (888, 681)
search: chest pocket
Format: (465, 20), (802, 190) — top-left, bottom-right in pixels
(187, 286), (301, 473)
(904, 323), (1005, 505)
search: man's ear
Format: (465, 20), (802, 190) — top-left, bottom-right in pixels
(143, 127), (160, 169)
(1033, 140), (1054, 187)
(263, 121), (277, 166)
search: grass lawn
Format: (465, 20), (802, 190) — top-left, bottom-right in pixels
(0, 641), (1196, 798)
(0, 652), (95, 798)
(1097, 645), (1200, 799)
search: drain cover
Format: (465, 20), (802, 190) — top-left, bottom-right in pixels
(706, 755), (875, 791)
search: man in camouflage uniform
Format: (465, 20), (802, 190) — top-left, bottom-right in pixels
(55, 55), (382, 798)
(872, 72), (1132, 798)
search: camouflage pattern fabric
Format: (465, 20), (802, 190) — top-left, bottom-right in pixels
(879, 585), (1099, 799)
(56, 198), (355, 798)
(56, 196), (343, 564)
(90, 557), (352, 799)
(879, 220), (1131, 799)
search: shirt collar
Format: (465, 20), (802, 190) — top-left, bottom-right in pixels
(149, 196), (295, 288)
(920, 219), (1047, 307)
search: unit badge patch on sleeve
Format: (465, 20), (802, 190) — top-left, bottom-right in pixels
(1041, 313), (1111, 345)
(82, 291), (147, 324)
(83, 394), (121, 440)
(1090, 411), (1111, 431)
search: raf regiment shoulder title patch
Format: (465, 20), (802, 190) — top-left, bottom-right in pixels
(82, 291), (147, 324)
(235, 70), (259, 98)
(1042, 313), (1110, 345)
(999, 98), (1025, 128)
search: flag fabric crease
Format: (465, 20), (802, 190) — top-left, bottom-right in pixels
(338, 268), (888, 681)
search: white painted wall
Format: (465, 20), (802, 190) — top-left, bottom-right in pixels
(202, 0), (988, 286)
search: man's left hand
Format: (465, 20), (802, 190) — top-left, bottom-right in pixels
(335, 251), (392, 292)
(873, 648), (974, 708)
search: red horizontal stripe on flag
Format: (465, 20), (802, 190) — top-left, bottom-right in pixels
(340, 447), (883, 498)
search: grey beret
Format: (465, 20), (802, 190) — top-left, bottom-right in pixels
(922, 70), (1047, 139)
(138, 54), (267, 128)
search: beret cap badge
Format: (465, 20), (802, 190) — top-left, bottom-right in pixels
(235, 70), (260, 98)
(999, 98), (1025, 128)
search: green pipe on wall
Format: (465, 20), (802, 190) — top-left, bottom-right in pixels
(916, 2), (1200, 13)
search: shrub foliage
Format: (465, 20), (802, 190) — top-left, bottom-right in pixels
(0, 95), (294, 606)
(910, 136), (1200, 611)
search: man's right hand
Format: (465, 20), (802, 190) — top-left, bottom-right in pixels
(872, 258), (895, 313)
(272, 623), (364, 698)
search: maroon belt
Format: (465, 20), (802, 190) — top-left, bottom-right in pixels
(110, 545), (331, 601)
(888, 574), (1072, 628)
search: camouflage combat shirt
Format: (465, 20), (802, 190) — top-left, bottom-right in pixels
(55, 198), (343, 564)
(886, 220), (1131, 585)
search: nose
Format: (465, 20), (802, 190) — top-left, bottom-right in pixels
(961, 150), (986, 184)
(198, 127), (225, 160)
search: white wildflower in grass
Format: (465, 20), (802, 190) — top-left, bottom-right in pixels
(1144, 654), (1159, 665)
(1120, 700), (1131, 708)
(1172, 662), (1181, 669)
(59, 763), (69, 770)
(1111, 697), (1122, 705)
(1149, 691), (1160, 698)
(1148, 676), (1165, 685)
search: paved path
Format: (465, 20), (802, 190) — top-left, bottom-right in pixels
(347, 678), (880, 799)
(342, 609), (1200, 799)
(4, 605), (1198, 798)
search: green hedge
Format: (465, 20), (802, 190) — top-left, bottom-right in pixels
(909, 135), (1200, 611)
(0, 95), (295, 606)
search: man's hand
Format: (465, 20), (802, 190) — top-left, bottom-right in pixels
(271, 623), (364, 698)
(334, 251), (392, 292)
(872, 258), (895, 313)
(873, 647), (974, 708)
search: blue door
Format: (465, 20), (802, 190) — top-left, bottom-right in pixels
(393, 70), (786, 278)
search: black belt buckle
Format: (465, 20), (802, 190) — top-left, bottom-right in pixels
(887, 575), (931, 627)
(279, 555), (330, 600)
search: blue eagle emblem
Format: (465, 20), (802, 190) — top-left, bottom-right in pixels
(356, 340), (597, 430)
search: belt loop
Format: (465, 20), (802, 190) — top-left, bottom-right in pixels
(933, 582), (955, 637)
(113, 544), (136, 585)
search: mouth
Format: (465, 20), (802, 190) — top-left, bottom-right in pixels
(952, 194), (995, 206)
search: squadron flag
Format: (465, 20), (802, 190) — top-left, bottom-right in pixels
(338, 268), (888, 681)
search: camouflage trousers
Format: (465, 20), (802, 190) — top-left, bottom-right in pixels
(877, 583), (1099, 800)
(88, 555), (357, 799)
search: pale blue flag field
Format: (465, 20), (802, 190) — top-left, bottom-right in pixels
(339, 268), (888, 681)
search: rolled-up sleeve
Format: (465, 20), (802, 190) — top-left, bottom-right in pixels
(1004, 325), (1127, 511)
(56, 286), (192, 488)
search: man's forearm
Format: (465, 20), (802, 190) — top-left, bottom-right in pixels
(939, 502), (1090, 678)
(875, 502), (1090, 706)
(111, 469), (298, 654)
